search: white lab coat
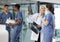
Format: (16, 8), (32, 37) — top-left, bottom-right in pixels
(26, 13), (42, 41)
(26, 13), (41, 25)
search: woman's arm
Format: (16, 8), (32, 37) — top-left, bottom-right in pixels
(40, 14), (51, 26)
(41, 18), (49, 26)
(37, 24), (42, 28)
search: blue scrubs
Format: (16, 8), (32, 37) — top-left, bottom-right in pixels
(41, 12), (54, 42)
(0, 12), (12, 42)
(11, 12), (23, 42)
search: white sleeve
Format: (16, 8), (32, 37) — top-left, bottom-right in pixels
(31, 13), (38, 22)
(26, 13), (39, 23)
(26, 15), (34, 23)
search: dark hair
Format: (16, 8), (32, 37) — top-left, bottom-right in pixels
(28, 6), (33, 14)
(4, 4), (9, 7)
(14, 4), (20, 10)
(46, 3), (54, 14)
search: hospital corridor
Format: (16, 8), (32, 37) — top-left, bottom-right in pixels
(0, 0), (60, 42)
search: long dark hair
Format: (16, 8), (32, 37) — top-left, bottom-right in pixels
(46, 3), (54, 15)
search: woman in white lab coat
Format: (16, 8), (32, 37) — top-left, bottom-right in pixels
(26, 5), (45, 42)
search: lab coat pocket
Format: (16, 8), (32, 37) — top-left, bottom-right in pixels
(31, 31), (39, 41)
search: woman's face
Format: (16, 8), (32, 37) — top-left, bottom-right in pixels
(40, 6), (45, 16)
(45, 7), (48, 11)
(40, 6), (45, 14)
(45, 7), (50, 15)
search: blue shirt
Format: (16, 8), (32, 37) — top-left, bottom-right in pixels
(42, 12), (54, 34)
(0, 12), (12, 24)
(14, 12), (23, 31)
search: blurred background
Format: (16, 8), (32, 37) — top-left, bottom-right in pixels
(0, 0), (60, 42)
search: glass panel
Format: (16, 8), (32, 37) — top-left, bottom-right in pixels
(31, 4), (38, 14)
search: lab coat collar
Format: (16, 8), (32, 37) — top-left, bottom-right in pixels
(39, 13), (45, 18)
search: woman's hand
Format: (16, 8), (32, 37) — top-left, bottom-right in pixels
(37, 24), (42, 28)
(39, 16), (43, 21)
(40, 16), (49, 26)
